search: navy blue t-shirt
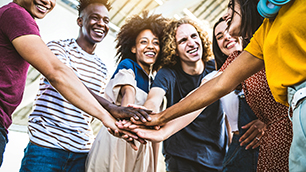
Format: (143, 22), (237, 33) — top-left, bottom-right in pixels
(152, 60), (227, 171)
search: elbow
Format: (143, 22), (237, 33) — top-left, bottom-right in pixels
(43, 65), (70, 87)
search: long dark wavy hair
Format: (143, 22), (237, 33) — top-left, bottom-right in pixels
(115, 11), (167, 71)
(214, 0), (264, 70)
(227, 0), (263, 45)
(212, 17), (228, 70)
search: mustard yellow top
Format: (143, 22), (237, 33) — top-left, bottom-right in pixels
(245, 0), (306, 106)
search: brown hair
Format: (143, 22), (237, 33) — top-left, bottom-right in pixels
(161, 18), (212, 68)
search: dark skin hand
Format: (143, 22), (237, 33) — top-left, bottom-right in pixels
(87, 87), (154, 122)
(239, 119), (266, 150)
(86, 87), (151, 149)
(129, 115), (162, 129)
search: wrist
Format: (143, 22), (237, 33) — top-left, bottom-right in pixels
(104, 102), (116, 112)
(157, 111), (168, 126)
(99, 109), (117, 127)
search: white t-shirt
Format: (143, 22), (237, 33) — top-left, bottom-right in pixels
(203, 71), (239, 132)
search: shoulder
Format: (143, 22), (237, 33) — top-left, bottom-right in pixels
(155, 67), (176, 79)
(47, 39), (76, 52)
(157, 67), (174, 74)
(1, 3), (29, 15)
(204, 59), (216, 72)
(117, 58), (137, 70)
(47, 38), (73, 47)
(1, 3), (37, 25)
(46, 39), (77, 60)
(1, 3), (39, 40)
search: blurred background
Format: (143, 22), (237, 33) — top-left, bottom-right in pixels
(0, 0), (228, 171)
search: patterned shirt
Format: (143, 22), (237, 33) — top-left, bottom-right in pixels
(28, 38), (108, 153)
(220, 51), (292, 172)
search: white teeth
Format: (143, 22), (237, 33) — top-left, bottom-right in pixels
(93, 29), (104, 36)
(188, 48), (197, 54)
(94, 29), (104, 33)
(227, 42), (236, 48)
(37, 5), (47, 11)
(145, 52), (155, 56)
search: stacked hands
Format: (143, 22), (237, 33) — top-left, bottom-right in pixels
(106, 104), (163, 150)
(107, 104), (267, 151)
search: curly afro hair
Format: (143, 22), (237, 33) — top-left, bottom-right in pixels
(115, 11), (168, 71)
(77, 0), (112, 16)
(161, 18), (212, 68)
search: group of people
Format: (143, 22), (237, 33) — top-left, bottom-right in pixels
(0, 0), (305, 172)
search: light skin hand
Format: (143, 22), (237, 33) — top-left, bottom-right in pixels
(129, 126), (165, 143)
(106, 119), (147, 150)
(107, 127), (146, 150)
(239, 119), (266, 149)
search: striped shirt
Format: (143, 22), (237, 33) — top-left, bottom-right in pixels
(28, 38), (108, 153)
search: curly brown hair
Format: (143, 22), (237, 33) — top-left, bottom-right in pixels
(115, 11), (168, 71)
(161, 18), (212, 67)
(77, 0), (112, 16)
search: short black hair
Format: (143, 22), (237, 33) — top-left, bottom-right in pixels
(77, 0), (112, 16)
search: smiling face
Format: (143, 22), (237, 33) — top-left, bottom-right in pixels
(131, 29), (160, 73)
(175, 24), (203, 65)
(223, 0), (242, 37)
(16, 0), (56, 19)
(77, 3), (109, 45)
(215, 20), (243, 56)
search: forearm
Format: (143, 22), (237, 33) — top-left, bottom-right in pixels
(152, 142), (160, 172)
(159, 108), (204, 140)
(50, 70), (121, 130)
(143, 87), (165, 113)
(143, 100), (161, 113)
(86, 87), (116, 114)
(158, 76), (228, 124)
(49, 67), (113, 122)
(120, 85), (136, 107)
(225, 115), (232, 146)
